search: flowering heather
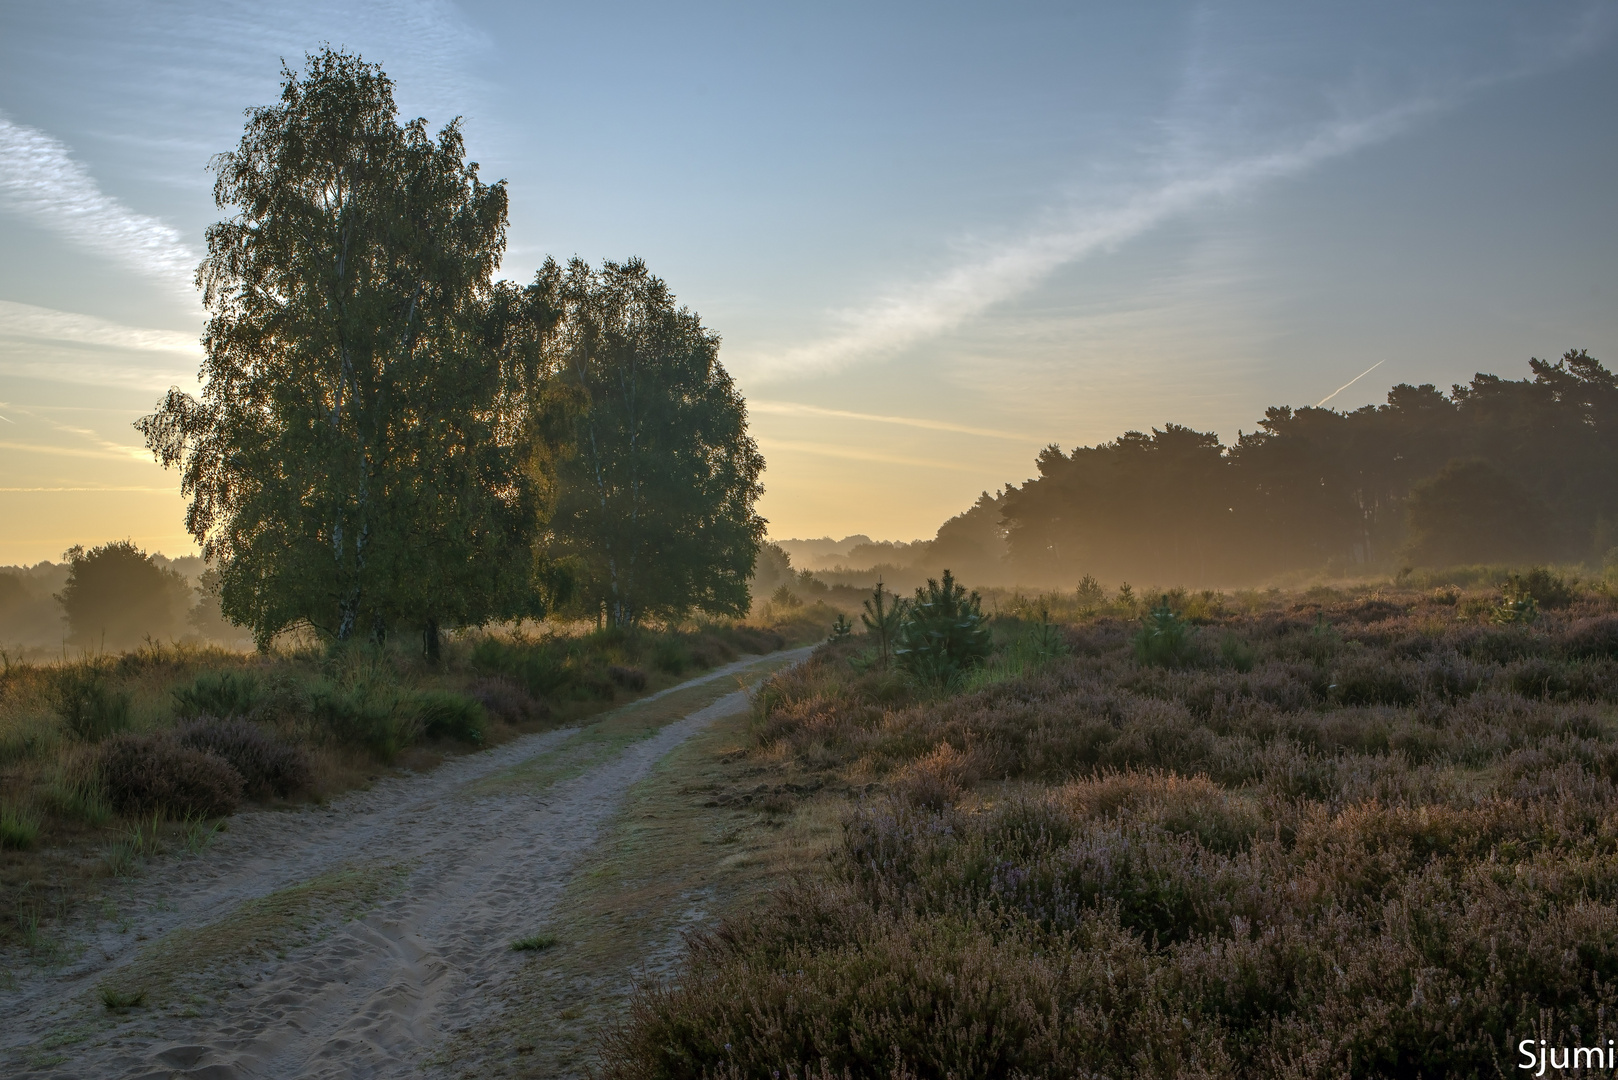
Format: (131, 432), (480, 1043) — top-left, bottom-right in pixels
(606, 589), (1618, 1079)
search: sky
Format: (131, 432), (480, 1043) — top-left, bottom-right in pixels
(0, 1), (1615, 564)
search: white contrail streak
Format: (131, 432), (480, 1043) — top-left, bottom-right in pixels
(752, 103), (1436, 382)
(1315, 360), (1386, 408)
(749, 400), (1030, 441)
(0, 115), (196, 289)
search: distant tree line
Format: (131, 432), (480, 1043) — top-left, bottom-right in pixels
(999, 350), (1618, 585)
(138, 49), (764, 651)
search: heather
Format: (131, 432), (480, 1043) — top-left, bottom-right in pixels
(606, 580), (1618, 1079)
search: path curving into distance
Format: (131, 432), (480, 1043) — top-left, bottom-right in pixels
(2, 647), (812, 1080)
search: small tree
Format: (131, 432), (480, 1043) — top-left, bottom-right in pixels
(860, 578), (905, 668)
(56, 542), (191, 651)
(895, 570), (991, 684)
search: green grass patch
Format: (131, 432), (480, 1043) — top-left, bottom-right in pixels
(511, 933), (558, 952)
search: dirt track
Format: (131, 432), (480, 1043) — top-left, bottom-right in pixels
(2, 648), (810, 1079)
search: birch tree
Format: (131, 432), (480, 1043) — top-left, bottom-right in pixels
(138, 48), (542, 647)
(532, 258), (765, 626)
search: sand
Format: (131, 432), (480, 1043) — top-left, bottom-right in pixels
(2, 648), (811, 1079)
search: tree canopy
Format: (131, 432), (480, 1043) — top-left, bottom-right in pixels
(531, 258), (766, 627)
(994, 350), (1617, 583)
(56, 542), (192, 652)
(138, 48), (553, 647)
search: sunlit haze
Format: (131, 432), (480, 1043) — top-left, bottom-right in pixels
(2, 1), (1616, 561)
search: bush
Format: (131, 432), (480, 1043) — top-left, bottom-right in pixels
(1132, 603), (1196, 667)
(413, 690), (487, 744)
(172, 670), (260, 719)
(1218, 632), (1255, 672)
(466, 677), (549, 725)
(609, 664), (649, 691)
(50, 667), (132, 741)
(651, 638), (692, 675)
(895, 570), (992, 685)
(97, 734), (243, 818)
(307, 679), (420, 761)
(174, 716), (310, 798)
(470, 636), (572, 697)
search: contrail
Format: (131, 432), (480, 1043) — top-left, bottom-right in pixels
(1315, 360), (1385, 408)
(749, 400), (1028, 441)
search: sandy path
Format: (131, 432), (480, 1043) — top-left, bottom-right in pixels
(2, 648), (810, 1079)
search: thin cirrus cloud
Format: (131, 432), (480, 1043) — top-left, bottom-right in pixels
(0, 114), (197, 290)
(743, 8), (1613, 384)
(0, 300), (201, 390)
(747, 400), (1029, 442)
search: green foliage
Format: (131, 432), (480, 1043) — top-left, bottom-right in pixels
(172, 669), (259, 718)
(895, 570), (991, 685)
(56, 541), (191, 651)
(50, 666), (132, 742)
(0, 802), (40, 849)
(1132, 603), (1196, 667)
(511, 933), (558, 952)
(859, 579), (905, 669)
(768, 584), (802, 610)
(532, 257), (765, 627)
(136, 47), (544, 646)
(828, 613), (853, 641)
(1074, 574), (1105, 609)
(42, 774), (112, 827)
(1494, 593), (1539, 624)
(1219, 632), (1256, 672)
(996, 351), (1618, 582)
(470, 636), (571, 697)
(1504, 566), (1576, 610)
(413, 690), (487, 744)
(307, 678), (419, 761)
(99, 986), (147, 1010)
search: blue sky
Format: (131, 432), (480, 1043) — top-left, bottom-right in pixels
(1, 1), (1615, 561)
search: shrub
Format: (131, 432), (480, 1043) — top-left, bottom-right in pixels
(609, 664), (649, 691)
(895, 570), (992, 684)
(1218, 632), (1255, 672)
(413, 691), (487, 744)
(651, 638), (692, 675)
(97, 734), (243, 818)
(470, 636), (572, 697)
(307, 679), (420, 761)
(50, 667), (132, 741)
(1132, 603), (1196, 667)
(1, 801), (41, 849)
(466, 677), (549, 725)
(174, 716), (310, 797)
(172, 670), (260, 718)
(1505, 566), (1577, 610)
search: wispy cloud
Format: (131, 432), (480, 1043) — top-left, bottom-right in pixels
(746, 5), (1615, 382)
(0, 301), (200, 390)
(756, 437), (987, 474)
(0, 301), (200, 356)
(0, 114), (197, 289)
(749, 400), (1030, 442)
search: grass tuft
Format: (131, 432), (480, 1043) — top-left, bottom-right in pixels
(511, 933), (558, 952)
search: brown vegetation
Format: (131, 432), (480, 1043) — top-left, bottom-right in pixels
(604, 578), (1618, 1078)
